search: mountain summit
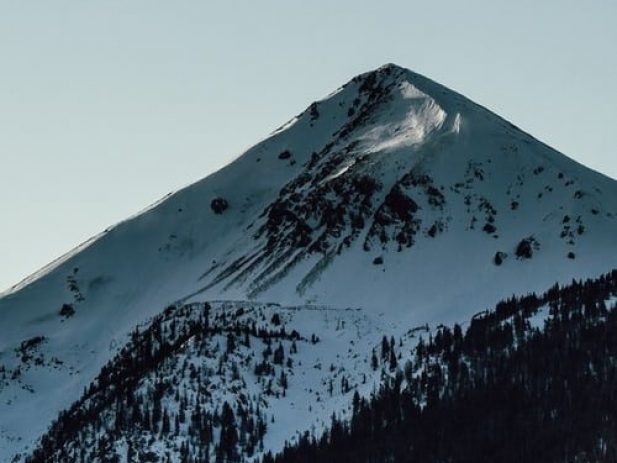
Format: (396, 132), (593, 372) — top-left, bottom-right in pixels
(2, 64), (617, 461)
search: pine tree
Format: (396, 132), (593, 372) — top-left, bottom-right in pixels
(389, 346), (397, 371)
(371, 348), (379, 370)
(381, 336), (390, 360)
(218, 402), (237, 462)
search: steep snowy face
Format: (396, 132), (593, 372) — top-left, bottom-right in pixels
(189, 65), (459, 300)
(188, 64), (617, 317)
(2, 63), (617, 460)
(2, 63), (617, 347)
(3, 63), (617, 345)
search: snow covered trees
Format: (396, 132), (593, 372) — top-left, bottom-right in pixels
(267, 270), (617, 463)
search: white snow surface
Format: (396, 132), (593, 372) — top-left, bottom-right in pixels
(2, 63), (617, 460)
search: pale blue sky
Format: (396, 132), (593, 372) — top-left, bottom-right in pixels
(1, 0), (616, 291)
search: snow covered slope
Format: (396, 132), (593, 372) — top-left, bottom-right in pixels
(24, 301), (408, 462)
(22, 272), (617, 463)
(2, 63), (617, 460)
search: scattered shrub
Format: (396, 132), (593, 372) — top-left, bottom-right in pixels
(352, 176), (379, 196)
(211, 197), (229, 215)
(59, 303), (76, 318)
(309, 102), (320, 120)
(494, 251), (507, 266)
(515, 237), (538, 259)
(384, 188), (418, 220)
(483, 223), (497, 234)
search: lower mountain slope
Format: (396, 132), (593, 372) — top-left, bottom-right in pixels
(20, 301), (398, 462)
(21, 270), (617, 462)
(270, 270), (617, 463)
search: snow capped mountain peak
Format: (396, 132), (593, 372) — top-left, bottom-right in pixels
(2, 64), (617, 461)
(3, 64), (617, 320)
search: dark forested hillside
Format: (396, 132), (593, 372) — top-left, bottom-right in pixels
(21, 271), (617, 462)
(24, 303), (292, 463)
(266, 270), (617, 463)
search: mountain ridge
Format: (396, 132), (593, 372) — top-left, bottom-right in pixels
(4, 63), (615, 298)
